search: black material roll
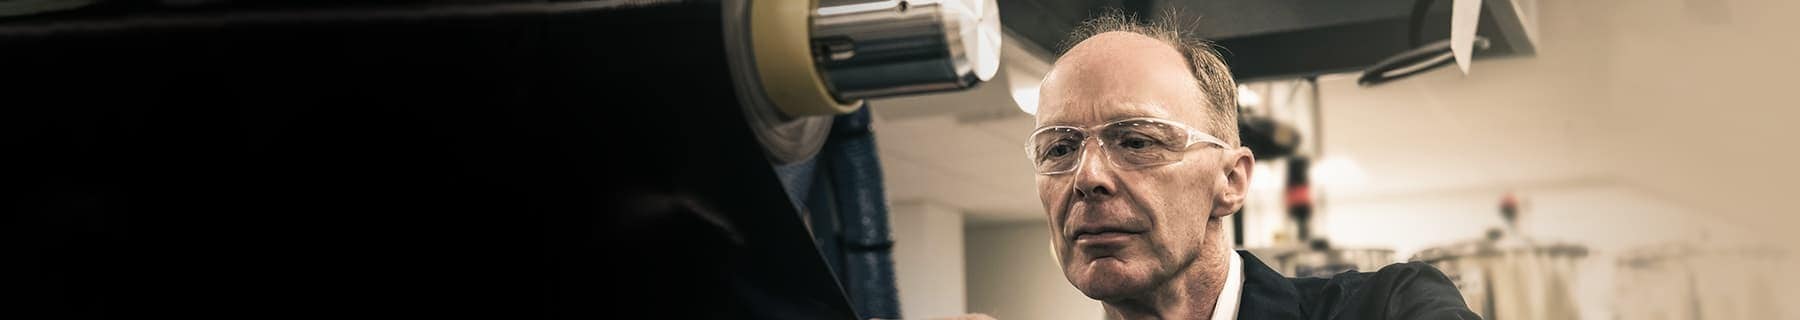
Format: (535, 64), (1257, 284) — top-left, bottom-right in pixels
(4, 1), (856, 318)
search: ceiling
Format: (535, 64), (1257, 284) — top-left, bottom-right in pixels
(995, 0), (1429, 54)
(873, 0), (1800, 244)
(994, 0), (1128, 54)
(997, 0), (1538, 81)
(870, 30), (1049, 225)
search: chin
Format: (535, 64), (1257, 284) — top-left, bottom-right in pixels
(1070, 257), (1155, 300)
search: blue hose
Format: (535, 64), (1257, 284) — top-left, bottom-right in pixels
(825, 108), (902, 320)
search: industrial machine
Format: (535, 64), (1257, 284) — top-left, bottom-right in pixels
(5, 0), (997, 318)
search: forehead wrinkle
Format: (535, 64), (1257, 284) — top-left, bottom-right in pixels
(1036, 100), (1174, 128)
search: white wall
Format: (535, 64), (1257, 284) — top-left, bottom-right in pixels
(964, 222), (1105, 320)
(891, 202), (968, 319)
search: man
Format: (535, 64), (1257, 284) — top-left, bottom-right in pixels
(1027, 12), (1478, 320)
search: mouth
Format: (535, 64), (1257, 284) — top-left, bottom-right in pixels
(1069, 227), (1143, 245)
(1060, 202), (1147, 249)
(1074, 231), (1138, 244)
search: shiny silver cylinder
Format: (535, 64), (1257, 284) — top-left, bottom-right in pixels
(811, 0), (999, 101)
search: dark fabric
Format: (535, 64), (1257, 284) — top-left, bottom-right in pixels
(1238, 251), (1481, 320)
(6, 1), (863, 318)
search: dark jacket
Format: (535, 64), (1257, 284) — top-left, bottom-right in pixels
(1237, 251), (1480, 320)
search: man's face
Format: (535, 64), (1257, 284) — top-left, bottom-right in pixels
(1033, 32), (1235, 300)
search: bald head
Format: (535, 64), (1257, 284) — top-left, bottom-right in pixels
(1040, 31), (1207, 130)
(1038, 13), (1239, 146)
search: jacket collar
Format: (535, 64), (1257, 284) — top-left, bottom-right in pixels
(1233, 250), (1306, 320)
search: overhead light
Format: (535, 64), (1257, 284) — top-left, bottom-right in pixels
(1007, 58), (1044, 115)
(1011, 86), (1039, 115)
(999, 28), (1053, 116)
(1237, 85), (1262, 107)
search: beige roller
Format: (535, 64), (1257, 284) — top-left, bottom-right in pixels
(749, 0), (1002, 117)
(749, 0), (863, 117)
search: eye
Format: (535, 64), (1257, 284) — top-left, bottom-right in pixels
(1043, 141), (1077, 158)
(1119, 137), (1155, 150)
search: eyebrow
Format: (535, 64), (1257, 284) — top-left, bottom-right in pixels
(1036, 102), (1172, 128)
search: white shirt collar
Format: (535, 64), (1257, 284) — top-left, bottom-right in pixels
(1209, 250), (1245, 320)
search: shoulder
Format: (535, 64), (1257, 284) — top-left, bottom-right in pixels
(1363, 262), (1458, 288)
(1291, 262), (1479, 320)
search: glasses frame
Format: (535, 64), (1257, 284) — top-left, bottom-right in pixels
(1024, 117), (1230, 176)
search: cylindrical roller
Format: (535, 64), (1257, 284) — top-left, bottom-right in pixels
(811, 0), (1000, 101)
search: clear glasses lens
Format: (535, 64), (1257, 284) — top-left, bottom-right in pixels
(1029, 127), (1085, 174)
(1028, 119), (1194, 174)
(1099, 119), (1188, 167)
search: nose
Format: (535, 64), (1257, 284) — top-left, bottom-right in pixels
(1070, 140), (1117, 200)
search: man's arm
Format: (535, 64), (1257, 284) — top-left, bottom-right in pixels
(1294, 262), (1480, 320)
(1366, 262), (1480, 320)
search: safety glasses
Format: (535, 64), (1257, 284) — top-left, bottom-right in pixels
(1024, 117), (1228, 175)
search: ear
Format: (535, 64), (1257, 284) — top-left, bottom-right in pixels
(1212, 147), (1255, 218)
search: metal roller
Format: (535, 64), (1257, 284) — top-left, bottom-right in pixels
(740, 0), (999, 118)
(732, 0), (1001, 163)
(812, 0), (1001, 101)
